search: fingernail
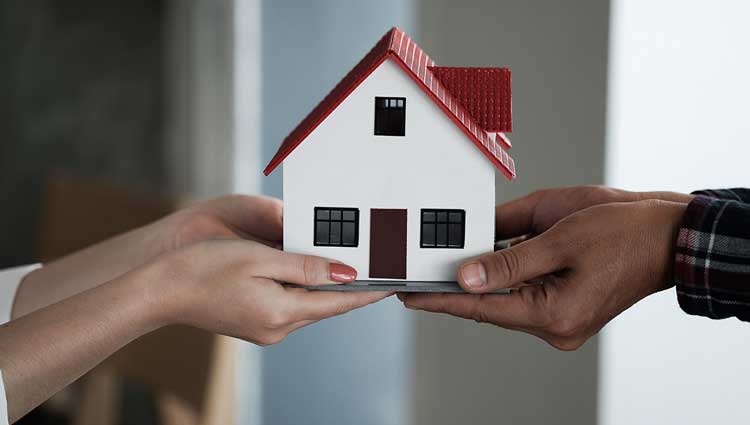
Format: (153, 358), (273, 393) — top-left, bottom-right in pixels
(330, 263), (357, 283)
(461, 262), (487, 289)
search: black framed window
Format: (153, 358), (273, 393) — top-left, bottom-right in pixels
(314, 207), (359, 247)
(420, 209), (465, 248)
(374, 96), (406, 136)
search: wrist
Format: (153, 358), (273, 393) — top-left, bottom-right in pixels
(647, 199), (687, 291)
(137, 251), (197, 328)
(128, 259), (184, 330)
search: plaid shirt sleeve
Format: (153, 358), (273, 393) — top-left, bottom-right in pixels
(674, 188), (750, 321)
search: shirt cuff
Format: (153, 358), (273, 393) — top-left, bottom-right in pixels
(0, 264), (41, 325)
(674, 195), (750, 321)
(0, 369), (7, 425)
(691, 188), (750, 203)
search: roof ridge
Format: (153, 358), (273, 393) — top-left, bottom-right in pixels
(386, 26), (399, 49)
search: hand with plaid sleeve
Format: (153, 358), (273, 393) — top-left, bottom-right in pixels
(400, 186), (750, 350)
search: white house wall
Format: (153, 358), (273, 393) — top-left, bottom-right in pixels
(283, 58), (497, 281)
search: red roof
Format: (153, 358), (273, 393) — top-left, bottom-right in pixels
(264, 27), (516, 180)
(430, 67), (512, 133)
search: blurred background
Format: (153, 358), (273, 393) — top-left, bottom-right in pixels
(1, 0), (749, 424)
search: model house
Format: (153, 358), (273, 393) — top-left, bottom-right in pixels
(264, 27), (515, 285)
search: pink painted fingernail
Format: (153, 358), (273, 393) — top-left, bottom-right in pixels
(330, 263), (357, 283)
(461, 263), (487, 288)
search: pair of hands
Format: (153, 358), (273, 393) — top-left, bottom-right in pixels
(28, 186), (690, 350)
(156, 186), (690, 351)
(400, 186), (692, 350)
(3, 187), (695, 422)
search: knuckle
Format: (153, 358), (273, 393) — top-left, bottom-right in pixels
(302, 255), (326, 284)
(335, 299), (357, 316)
(486, 250), (520, 285)
(543, 227), (575, 264)
(425, 296), (447, 314)
(243, 194), (283, 224)
(172, 212), (220, 248)
(519, 285), (555, 328)
(302, 256), (315, 284)
(188, 212), (224, 235)
(266, 197), (284, 218)
(468, 298), (489, 323)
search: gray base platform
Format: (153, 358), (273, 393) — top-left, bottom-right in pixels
(284, 280), (512, 293)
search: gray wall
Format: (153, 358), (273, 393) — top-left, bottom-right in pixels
(163, 0), (235, 198)
(411, 1), (610, 424)
(0, 1), (165, 268)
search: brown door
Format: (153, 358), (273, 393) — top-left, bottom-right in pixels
(369, 209), (407, 279)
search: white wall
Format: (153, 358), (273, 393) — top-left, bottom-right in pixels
(283, 58), (496, 282)
(413, 1), (610, 424)
(601, 1), (750, 424)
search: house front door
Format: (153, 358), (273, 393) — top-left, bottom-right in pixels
(369, 209), (407, 279)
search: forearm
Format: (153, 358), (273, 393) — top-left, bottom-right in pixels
(0, 266), (167, 422)
(12, 218), (170, 319)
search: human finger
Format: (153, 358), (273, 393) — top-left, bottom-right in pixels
(458, 229), (568, 293)
(248, 245), (357, 286)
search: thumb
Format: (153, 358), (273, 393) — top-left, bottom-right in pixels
(458, 230), (566, 293)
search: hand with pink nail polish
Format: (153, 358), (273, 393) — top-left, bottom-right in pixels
(154, 239), (390, 346)
(0, 200), (391, 422)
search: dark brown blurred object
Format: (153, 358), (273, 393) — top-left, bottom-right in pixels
(33, 174), (235, 425)
(36, 174), (173, 263)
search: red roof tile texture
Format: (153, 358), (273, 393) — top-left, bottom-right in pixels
(430, 67), (512, 133)
(264, 27), (516, 180)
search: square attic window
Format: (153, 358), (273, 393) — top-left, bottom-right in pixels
(374, 97), (406, 136)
